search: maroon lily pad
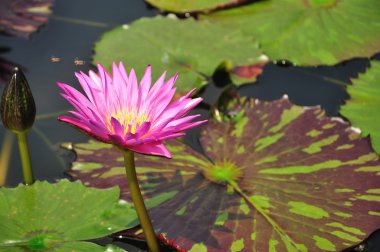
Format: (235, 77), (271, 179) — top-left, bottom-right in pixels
(66, 97), (380, 251)
(0, 0), (53, 38)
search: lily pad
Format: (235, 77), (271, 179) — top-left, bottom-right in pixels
(341, 60), (380, 154)
(145, 0), (250, 14)
(0, 0), (53, 38)
(93, 16), (266, 93)
(67, 97), (380, 251)
(0, 180), (137, 251)
(201, 0), (380, 66)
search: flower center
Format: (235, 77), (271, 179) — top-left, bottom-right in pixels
(203, 160), (242, 184)
(107, 108), (150, 135)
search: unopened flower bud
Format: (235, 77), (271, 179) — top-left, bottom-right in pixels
(0, 67), (36, 132)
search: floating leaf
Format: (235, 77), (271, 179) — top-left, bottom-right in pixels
(93, 16), (266, 93)
(0, 180), (137, 251)
(145, 0), (250, 14)
(0, 0), (53, 38)
(68, 98), (380, 251)
(341, 60), (380, 154)
(201, 0), (380, 66)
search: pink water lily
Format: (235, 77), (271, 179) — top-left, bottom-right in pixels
(58, 62), (207, 158)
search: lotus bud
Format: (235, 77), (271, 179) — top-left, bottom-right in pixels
(0, 67), (36, 133)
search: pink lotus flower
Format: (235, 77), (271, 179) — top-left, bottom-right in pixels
(58, 62), (207, 158)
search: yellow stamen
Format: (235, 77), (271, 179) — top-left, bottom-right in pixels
(106, 108), (149, 135)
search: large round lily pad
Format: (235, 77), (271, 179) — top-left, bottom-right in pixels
(67, 97), (380, 251)
(0, 0), (53, 38)
(93, 16), (265, 93)
(341, 60), (380, 154)
(145, 0), (249, 13)
(0, 180), (137, 251)
(201, 0), (380, 66)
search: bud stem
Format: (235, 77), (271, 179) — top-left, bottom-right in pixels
(16, 131), (34, 185)
(123, 150), (159, 252)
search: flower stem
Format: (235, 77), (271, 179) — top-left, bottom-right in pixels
(123, 150), (159, 252)
(16, 131), (34, 185)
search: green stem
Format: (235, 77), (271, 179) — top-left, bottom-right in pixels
(16, 131), (34, 185)
(123, 150), (159, 252)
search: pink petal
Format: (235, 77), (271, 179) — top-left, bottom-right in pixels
(151, 89), (199, 123)
(139, 65), (151, 105)
(145, 71), (167, 105)
(118, 62), (129, 82)
(97, 64), (112, 88)
(128, 141), (172, 158)
(112, 62), (126, 106)
(108, 133), (126, 147)
(170, 120), (208, 132)
(79, 72), (106, 110)
(127, 68), (139, 107)
(149, 87), (177, 120)
(158, 133), (186, 141)
(58, 116), (108, 142)
(135, 122), (151, 138)
(74, 73), (96, 105)
(60, 94), (93, 121)
(98, 64), (115, 108)
(174, 97), (203, 119)
(58, 116), (90, 131)
(89, 70), (102, 89)
(110, 117), (125, 136)
(166, 114), (201, 128)
(57, 82), (92, 107)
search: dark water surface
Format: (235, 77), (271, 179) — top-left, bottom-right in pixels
(0, 0), (379, 251)
(0, 0), (157, 186)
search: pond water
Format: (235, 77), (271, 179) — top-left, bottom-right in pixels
(0, 0), (379, 251)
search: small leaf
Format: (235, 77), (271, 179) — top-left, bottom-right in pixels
(0, 180), (137, 251)
(341, 60), (380, 154)
(93, 16), (266, 93)
(68, 97), (380, 251)
(201, 0), (380, 66)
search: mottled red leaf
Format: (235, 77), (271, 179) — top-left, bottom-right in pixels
(67, 97), (380, 251)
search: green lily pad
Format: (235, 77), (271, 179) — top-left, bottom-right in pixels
(0, 180), (138, 251)
(341, 60), (380, 154)
(201, 0), (380, 66)
(67, 97), (380, 251)
(93, 16), (266, 93)
(145, 0), (249, 13)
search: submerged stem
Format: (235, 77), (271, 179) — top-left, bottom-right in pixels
(16, 131), (34, 185)
(123, 150), (159, 252)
